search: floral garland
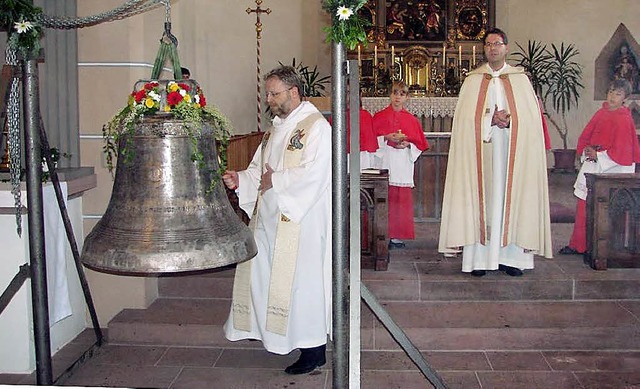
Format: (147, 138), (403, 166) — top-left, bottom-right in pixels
(103, 80), (232, 193)
(0, 0), (44, 59)
(322, 0), (369, 50)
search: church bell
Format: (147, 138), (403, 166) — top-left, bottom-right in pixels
(81, 81), (257, 274)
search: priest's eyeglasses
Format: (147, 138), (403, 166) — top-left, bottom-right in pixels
(265, 87), (293, 98)
(485, 41), (505, 48)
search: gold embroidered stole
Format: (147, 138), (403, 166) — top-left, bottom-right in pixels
(232, 112), (323, 335)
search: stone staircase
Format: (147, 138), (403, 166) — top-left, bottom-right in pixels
(108, 220), (640, 348)
(104, 220), (640, 388)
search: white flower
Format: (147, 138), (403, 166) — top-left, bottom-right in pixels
(194, 95), (200, 104)
(336, 6), (353, 21)
(179, 89), (187, 97)
(148, 91), (161, 101)
(14, 20), (34, 34)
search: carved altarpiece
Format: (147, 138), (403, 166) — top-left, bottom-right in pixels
(353, 0), (494, 97)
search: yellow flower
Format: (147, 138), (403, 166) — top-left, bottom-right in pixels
(336, 6), (353, 21)
(168, 82), (179, 92)
(164, 105), (171, 112)
(145, 98), (155, 108)
(184, 94), (192, 103)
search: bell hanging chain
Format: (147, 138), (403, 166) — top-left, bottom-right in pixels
(36, 0), (165, 30)
(5, 46), (23, 236)
(246, 0), (271, 133)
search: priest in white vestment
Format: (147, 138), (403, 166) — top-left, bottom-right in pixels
(439, 28), (553, 277)
(222, 66), (332, 375)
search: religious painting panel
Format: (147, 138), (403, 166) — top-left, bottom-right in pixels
(385, 0), (447, 42)
(455, 0), (489, 41)
(610, 42), (640, 96)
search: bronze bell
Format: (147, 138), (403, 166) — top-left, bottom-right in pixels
(81, 81), (257, 274)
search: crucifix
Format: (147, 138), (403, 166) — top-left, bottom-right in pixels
(246, 0), (272, 133)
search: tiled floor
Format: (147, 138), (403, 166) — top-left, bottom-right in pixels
(2, 172), (640, 388)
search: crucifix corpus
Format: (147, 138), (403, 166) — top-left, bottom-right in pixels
(246, 0), (272, 133)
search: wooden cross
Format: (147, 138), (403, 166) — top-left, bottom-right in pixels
(246, 0), (271, 132)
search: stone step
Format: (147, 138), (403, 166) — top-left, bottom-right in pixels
(157, 257), (640, 302)
(108, 298), (640, 351)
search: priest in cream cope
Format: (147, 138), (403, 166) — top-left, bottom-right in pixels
(222, 66), (332, 375)
(439, 28), (553, 277)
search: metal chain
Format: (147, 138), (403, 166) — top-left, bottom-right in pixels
(5, 46), (23, 236)
(36, 0), (164, 30)
(164, 0), (171, 24)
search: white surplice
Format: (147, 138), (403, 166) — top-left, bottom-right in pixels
(223, 102), (332, 355)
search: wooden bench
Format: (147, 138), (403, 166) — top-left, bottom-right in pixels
(585, 173), (640, 270)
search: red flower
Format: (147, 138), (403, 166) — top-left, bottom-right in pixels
(177, 83), (191, 92)
(199, 94), (206, 107)
(167, 91), (183, 106)
(144, 82), (159, 90)
(134, 89), (147, 103)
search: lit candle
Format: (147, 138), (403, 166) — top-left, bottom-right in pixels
(358, 45), (361, 66)
(391, 45), (395, 65)
(417, 69), (420, 85)
(472, 45), (476, 67)
(442, 43), (446, 66)
(374, 45), (378, 65)
(458, 45), (462, 66)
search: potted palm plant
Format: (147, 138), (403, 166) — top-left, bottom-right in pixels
(512, 40), (584, 171)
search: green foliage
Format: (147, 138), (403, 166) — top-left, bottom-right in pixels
(282, 58), (331, 97)
(510, 40), (552, 97)
(322, 0), (370, 50)
(1, 0), (44, 59)
(511, 40), (584, 149)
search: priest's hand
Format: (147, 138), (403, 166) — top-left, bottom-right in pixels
(491, 105), (511, 128)
(259, 164), (274, 194)
(222, 170), (239, 190)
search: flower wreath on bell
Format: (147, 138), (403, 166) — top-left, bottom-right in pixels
(322, 0), (369, 50)
(103, 79), (233, 193)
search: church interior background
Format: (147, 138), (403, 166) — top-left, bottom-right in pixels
(1, 1), (640, 384)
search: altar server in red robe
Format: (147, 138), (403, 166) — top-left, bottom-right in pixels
(559, 79), (640, 255)
(373, 81), (429, 248)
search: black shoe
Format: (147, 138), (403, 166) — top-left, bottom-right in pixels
(285, 344), (326, 375)
(498, 264), (523, 277)
(470, 270), (486, 277)
(558, 246), (580, 255)
(388, 241), (406, 249)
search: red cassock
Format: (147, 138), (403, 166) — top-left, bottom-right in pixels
(373, 106), (429, 240)
(576, 103), (640, 165)
(568, 102), (640, 253)
(329, 109), (379, 153)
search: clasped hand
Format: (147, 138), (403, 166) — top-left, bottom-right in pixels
(584, 145), (599, 162)
(385, 133), (410, 149)
(491, 105), (511, 128)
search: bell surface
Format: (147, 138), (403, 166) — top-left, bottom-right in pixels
(81, 116), (257, 274)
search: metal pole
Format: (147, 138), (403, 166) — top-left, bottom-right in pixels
(23, 58), (53, 385)
(347, 59), (362, 388)
(331, 41), (349, 388)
